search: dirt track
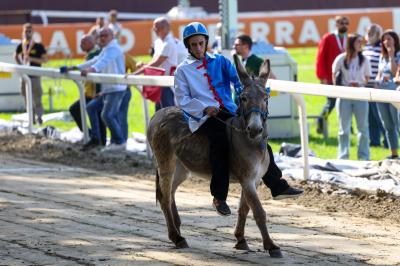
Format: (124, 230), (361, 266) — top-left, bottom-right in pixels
(1, 153), (400, 265)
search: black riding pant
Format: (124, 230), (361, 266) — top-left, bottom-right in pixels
(199, 111), (289, 200)
(198, 110), (233, 201)
(261, 144), (289, 197)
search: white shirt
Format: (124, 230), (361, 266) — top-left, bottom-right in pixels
(108, 22), (122, 42)
(332, 53), (371, 86)
(78, 39), (126, 94)
(154, 32), (178, 76)
(174, 55), (219, 132)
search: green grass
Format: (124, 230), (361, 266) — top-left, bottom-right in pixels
(0, 48), (390, 160)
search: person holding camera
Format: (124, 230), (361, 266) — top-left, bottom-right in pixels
(375, 30), (400, 159)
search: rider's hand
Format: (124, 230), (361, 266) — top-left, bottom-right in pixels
(204, 106), (219, 117)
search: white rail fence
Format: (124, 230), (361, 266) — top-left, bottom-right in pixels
(1, 62), (400, 180)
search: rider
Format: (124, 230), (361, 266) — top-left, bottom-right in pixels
(174, 22), (302, 216)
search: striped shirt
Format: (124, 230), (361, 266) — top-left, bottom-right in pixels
(362, 42), (381, 86)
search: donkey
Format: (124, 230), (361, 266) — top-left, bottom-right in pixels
(146, 54), (282, 258)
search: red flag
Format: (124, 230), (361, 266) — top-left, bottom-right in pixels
(142, 66), (165, 103)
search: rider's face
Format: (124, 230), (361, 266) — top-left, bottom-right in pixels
(188, 35), (207, 59)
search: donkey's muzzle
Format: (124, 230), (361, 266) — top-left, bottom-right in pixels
(246, 126), (263, 139)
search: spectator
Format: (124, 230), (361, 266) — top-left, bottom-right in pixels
(233, 34), (277, 78)
(316, 16), (350, 134)
(333, 34), (371, 160)
(233, 34), (277, 102)
(233, 34), (302, 200)
(375, 30), (400, 159)
(14, 23), (48, 125)
(211, 22), (222, 54)
(362, 24), (388, 148)
(65, 35), (107, 146)
(135, 17), (178, 111)
(175, 22), (302, 216)
(107, 9), (122, 42)
(89, 16), (105, 46)
(78, 28), (126, 151)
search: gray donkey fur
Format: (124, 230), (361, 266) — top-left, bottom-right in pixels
(146, 54), (282, 257)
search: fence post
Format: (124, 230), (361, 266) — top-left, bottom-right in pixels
(48, 86), (54, 112)
(21, 74), (33, 133)
(73, 80), (90, 143)
(142, 97), (152, 159)
(291, 93), (310, 180)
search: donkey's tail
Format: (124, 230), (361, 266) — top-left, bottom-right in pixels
(155, 169), (162, 205)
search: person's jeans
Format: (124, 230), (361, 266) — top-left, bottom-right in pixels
(155, 87), (175, 111)
(113, 87), (131, 144)
(101, 91), (125, 145)
(369, 102), (387, 146)
(377, 102), (399, 150)
(86, 97), (107, 145)
(337, 99), (370, 160)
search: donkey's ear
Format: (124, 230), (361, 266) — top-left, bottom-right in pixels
(258, 59), (271, 87)
(233, 53), (251, 85)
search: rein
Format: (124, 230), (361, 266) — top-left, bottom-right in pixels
(213, 110), (243, 133)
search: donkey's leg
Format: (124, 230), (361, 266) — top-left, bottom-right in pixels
(171, 160), (190, 235)
(242, 180), (283, 258)
(234, 190), (251, 250)
(157, 159), (188, 248)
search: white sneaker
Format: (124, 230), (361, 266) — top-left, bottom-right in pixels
(100, 143), (126, 152)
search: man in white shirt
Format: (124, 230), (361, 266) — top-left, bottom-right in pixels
(136, 17), (178, 110)
(78, 28), (126, 151)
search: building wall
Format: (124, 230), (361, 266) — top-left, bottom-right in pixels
(1, 0), (400, 24)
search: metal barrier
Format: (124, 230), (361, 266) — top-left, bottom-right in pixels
(1, 62), (400, 180)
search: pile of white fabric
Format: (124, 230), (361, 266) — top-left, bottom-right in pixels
(276, 155), (400, 197)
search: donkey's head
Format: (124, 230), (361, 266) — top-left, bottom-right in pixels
(233, 54), (270, 142)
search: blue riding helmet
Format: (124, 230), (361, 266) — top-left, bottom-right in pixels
(183, 22), (209, 48)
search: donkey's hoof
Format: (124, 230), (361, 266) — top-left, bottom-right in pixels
(268, 248), (283, 258)
(234, 239), (250, 250)
(175, 238), (189, 249)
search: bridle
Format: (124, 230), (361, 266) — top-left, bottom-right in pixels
(216, 96), (269, 135)
(240, 107), (269, 122)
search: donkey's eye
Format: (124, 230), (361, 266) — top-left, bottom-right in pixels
(240, 96), (248, 103)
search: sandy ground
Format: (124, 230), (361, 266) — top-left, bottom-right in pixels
(0, 132), (400, 265)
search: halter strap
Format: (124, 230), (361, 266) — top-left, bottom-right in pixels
(242, 107), (269, 120)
